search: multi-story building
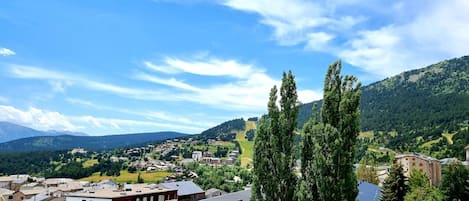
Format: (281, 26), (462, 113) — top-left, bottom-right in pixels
(66, 184), (177, 201)
(395, 153), (441, 186)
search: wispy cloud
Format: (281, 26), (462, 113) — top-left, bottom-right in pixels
(0, 104), (205, 134)
(0, 47), (15, 56)
(144, 55), (261, 78)
(140, 55), (323, 109)
(7, 61), (322, 113)
(221, 0), (469, 78)
(65, 97), (215, 128)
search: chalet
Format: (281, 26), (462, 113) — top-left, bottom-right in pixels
(161, 181), (204, 201)
(66, 184), (177, 201)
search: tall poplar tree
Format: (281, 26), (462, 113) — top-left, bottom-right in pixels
(251, 71), (299, 201)
(300, 61), (361, 201)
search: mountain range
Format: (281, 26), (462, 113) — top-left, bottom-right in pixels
(0, 55), (467, 155)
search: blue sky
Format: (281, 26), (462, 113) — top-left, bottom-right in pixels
(1, 0), (468, 135)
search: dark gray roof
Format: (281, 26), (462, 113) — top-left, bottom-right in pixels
(161, 181), (204, 196)
(358, 181), (381, 201)
(200, 189), (250, 201)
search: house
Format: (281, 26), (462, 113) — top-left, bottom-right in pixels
(66, 184), (178, 201)
(0, 177), (14, 189)
(70, 148), (87, 154)
(192, 151), (203, 161)
(199, 190), (250, 201)
(161, 181), (205, 201)
(395, 153), (442, 186)
(358, 181), (381, 201)
(0, 188), (14, 201)
(204, 189), (226, 198)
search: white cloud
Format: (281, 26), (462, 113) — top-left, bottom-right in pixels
(65, 98), (215, 128)
(221, 0), (469, 78)
(140, 55), (322, 110)
(144, 56), (261, 78)
(0, 104), (206, 134)
(0, 47), (15, 56)
(134, 72), (201, 91)
(0, 105), (78, 131)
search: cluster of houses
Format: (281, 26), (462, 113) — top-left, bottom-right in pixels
(191, 149), (239, 166)
(0, 175), (250, 201)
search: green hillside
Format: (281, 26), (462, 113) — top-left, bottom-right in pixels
(0, 131), (188, 152)
(299, 56), (469, 160)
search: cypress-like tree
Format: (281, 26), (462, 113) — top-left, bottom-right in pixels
(439, 161), (469, 201)
(299, 60), (361, 201)
(251, 71), (299, 201)
(381, 163), (408, 201)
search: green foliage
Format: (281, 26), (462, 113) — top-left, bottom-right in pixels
(381, 163), (408, 201)
(439, 161), (469, 201)
(187, 163), (251, 193)
(297, 56), (469, 161)
(251, 71), (298, 201)
(405, 170), (443, 201)
(357, 160), (379, 185)
(299, 61), (361, 201)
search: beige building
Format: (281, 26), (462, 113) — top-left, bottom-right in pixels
(395, 153), (441, 186)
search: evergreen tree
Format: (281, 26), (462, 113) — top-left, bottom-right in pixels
(405, 170), (442, 201)
(381, 163), (408, 201)
(439, 161), (469, 201)
(251, 71), (299, 201)
(299, 61), (361, 201)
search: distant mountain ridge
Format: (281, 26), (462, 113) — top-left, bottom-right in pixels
(0, 121), (89, 143)
(0, 128), (188, 152)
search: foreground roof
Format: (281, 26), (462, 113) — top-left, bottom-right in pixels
(200, 189), (250, 201)
(161, 181), (204, 196)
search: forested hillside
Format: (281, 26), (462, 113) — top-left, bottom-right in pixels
(0, 132), (188, 152)
(299, 56), (469, 160)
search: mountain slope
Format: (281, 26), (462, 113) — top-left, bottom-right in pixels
(0, 131), (188, 152)
(299, 55), (469, 132)
(0, 122), (91, 143)
(298, 55), (469, 159)
(0, 122), (47, 143)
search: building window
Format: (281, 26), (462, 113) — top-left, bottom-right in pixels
(143, 197), (147, 201)
(158, 195), (165, 201)
(412, 163), (415, 166)
(420, 163), (423, 166)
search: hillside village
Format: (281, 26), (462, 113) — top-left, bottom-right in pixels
(2, 127), (469, 201)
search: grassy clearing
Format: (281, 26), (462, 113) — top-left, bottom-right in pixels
(80, 170), (171, 183)
(442, 133), (454, 144)
(359, 131), (374, 139)
(236, 121), (256, 168)
(82, 159), (98, 168)
(421, 137), (442, 147)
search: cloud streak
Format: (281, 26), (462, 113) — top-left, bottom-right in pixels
(0, 104), (205, 134)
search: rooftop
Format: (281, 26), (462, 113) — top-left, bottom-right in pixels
(161, 181), (204, 196)
(68, 184), (176, 199)
(395, 153), (438, 161)
(200, 189), (250, 201)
